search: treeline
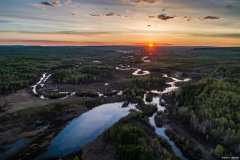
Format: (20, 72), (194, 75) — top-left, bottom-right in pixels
(0, 56), (60, 95)
(132, 76), (165, 89)
(52, 65), (113, 84)
(122, 76), (166, 90)
(174, 65), (240, 156)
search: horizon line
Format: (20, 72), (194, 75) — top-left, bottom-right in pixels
(0, 44), (240, 48)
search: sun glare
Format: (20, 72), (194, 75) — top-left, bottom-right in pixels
(146, 42), (156, 55)
(148, 43), (154, 47)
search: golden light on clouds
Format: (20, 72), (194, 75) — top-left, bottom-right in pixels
(0, 0), (239, 46)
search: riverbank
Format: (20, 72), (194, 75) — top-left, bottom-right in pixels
(0, 96), (126, 159)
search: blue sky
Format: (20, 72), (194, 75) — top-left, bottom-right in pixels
(0, 0), (239, 46)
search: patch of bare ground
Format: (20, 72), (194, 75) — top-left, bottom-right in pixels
(2, 89), (62, 114)
(82, 137), (116, 160)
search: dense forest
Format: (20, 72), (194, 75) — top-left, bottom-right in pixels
(52, 65), (114, 84)
(103, 113), (177, 160)
(174, 65), (240, 157)
(121, 76), (166, 90)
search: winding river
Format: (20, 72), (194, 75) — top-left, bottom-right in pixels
(31, 73), (77, 100)
(141, 73), (190, 160)
(144, 91), (188, 160)
(34, 73), (189, 159)
(26, 58), (191, 159)
(2, 71), (191, 159)
(162, 74), (191, 94)
(31, 73), (52, 99)
(132, 69), (150, 76)
(149, 116), (187, 160)
(142, 56), (151, 63)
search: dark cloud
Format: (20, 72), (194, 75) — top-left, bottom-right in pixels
(89, 12), (124, 17)
(106, 12), (115, 16)
(184, 16), (192, 21)
(203, 16), (220, 20)
(90, 14), (101, 17)
(41, 2), (53, 6)
(71, 11), (77, 17)
(157, 14), (175, 21)
(105, 12), (122, 17)
(190, 33), (240, 39)
(132, 0), (161, 4)
(148, 15), (156, 18)
(0, 31), (112, 36)
(0, 40), (114, 46)
(41, 1), (62, 7)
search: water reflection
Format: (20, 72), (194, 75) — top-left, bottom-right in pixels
(37, 102), (136, 159)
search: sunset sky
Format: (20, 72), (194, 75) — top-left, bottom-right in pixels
(0, 0), (240, 46)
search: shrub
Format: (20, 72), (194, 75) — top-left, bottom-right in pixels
(142, 104), (158, 117)
(214, 145), (224, 158)
(0, 98), (8, 111)
(145, 93), (153, 102)
(76, 91), (99, 97)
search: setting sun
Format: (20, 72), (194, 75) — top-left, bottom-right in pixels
(148, 43), (154, 47)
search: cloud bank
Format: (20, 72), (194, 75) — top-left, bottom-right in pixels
(157, 14), (175, 21)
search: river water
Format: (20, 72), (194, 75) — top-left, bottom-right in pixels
(37, 102), (137, 159)
(132, 69), (151, 76)
(145, 94), (188, 160)
(142, 73), (189, 160)
(31, 73), (52, 99)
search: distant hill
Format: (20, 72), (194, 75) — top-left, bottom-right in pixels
(193, 47), (240, 51)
